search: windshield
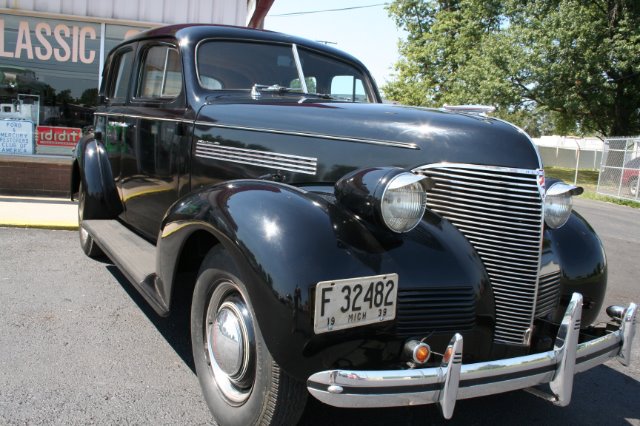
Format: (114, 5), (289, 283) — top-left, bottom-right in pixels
(197, 41), (374, 103)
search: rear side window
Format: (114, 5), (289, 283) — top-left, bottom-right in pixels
(137, 46), (182, 99)
(330, 75), (367, 102)
(108, 49), (134, 102)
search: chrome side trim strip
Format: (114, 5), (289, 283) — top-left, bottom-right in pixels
(94, 111), (190, 124)
(93, 112), (420, 150)
(307, 295), (635, 413)
(195, 140), (318, 175)
(193, 121), (420, 150)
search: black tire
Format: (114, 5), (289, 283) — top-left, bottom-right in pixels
(191, 246), (307, 426)
(78, 181), (104, 258)
(629, 177), (639, 197)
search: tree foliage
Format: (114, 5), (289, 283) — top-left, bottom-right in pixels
(384, 0), (640, 137)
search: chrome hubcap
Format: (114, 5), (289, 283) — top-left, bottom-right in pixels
(206, 281), (255, 405)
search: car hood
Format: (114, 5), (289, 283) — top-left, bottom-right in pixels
(194, 101), (542, 175)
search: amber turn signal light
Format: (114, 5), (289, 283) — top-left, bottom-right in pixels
(414, 344), (430, 364)
(403, 340), (431, 365)
(443, 346), (454, 364)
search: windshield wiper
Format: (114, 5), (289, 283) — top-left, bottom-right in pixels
(251, 84), (336, 101)
(305, 92), (334, 100)
(251, 84), (302, 98)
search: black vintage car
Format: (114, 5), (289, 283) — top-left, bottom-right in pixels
(71, 24), (637, 425)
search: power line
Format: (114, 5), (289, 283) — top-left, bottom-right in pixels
(270, 3), (388, 17)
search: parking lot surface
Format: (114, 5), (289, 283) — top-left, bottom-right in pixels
(0, 198), (638, 425)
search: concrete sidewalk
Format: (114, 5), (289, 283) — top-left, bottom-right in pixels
(0, 196), (78, 230)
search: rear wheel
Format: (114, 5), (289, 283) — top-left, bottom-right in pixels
(78, 181), (104, 258)
(191, 246), (307, 426)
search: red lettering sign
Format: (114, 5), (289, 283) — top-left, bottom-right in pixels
(36, 126), (83, 147)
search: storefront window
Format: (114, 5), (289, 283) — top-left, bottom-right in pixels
(0, 15), (149, 156)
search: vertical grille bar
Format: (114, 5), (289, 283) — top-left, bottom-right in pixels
(536, 271), (562, 318)
(415, 164), (544, 345)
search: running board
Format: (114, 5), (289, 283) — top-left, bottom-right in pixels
(82, 220), (169, 316)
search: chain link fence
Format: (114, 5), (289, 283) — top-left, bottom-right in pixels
(597, 137), (640, 201)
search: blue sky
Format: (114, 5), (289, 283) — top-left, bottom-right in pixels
(265, 1), (406, 92)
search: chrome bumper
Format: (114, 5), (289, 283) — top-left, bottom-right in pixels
(307, 294), (637, 419)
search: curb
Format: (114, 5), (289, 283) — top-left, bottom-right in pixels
(0, 222), (79, 230)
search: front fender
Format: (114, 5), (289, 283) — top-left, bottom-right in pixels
(158, 180), (493, 380)
(545, 210), (607, 326)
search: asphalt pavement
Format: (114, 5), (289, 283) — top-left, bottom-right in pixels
(0, 198), (638, 425)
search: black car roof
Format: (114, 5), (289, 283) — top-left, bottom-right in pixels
(117, 24), (368, 70)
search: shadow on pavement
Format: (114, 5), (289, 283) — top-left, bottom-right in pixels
(106, 264), (195, 374)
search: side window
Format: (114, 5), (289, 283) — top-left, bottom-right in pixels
(137, 46), (182, 99)
(108, 50), (134, 102)
(331, 76), (367, 102)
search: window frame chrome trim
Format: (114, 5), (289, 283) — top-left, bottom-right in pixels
(291, 43), (309, 94)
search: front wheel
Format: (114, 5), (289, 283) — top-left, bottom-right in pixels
(191, 246), (307, 426)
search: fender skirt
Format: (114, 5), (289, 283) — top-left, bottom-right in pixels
(158, 180), (493, 380)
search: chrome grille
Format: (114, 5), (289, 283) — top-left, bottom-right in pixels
(416, 164), (544, 345)
(396, 286), (476, 337)
(536, 271), (561, 318)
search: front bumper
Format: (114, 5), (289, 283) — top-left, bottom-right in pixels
(307, 293), (637, 419)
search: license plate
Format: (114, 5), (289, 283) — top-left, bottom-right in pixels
(314, 274), (398, 334)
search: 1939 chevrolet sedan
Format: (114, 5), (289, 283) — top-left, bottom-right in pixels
(71, 24), (637, 425)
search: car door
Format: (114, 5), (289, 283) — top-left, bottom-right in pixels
(119, 41), (187, 241)
(98, 44), (137, 205)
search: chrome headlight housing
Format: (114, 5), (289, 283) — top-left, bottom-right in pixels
(335, 168), (428, 233)
(544, 182), (583, 229)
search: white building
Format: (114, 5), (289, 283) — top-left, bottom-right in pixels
(0, 0), (274, 155)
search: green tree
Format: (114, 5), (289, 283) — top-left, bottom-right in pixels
(385, 0), (640, 137)
(79, 88), (99, 107)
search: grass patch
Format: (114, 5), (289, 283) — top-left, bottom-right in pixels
(545, 167), (640, 208)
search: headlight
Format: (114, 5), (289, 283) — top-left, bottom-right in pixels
(381, 173), (428, 233)
(544, 182), (583, 229)
(335, 168), (428, 233)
